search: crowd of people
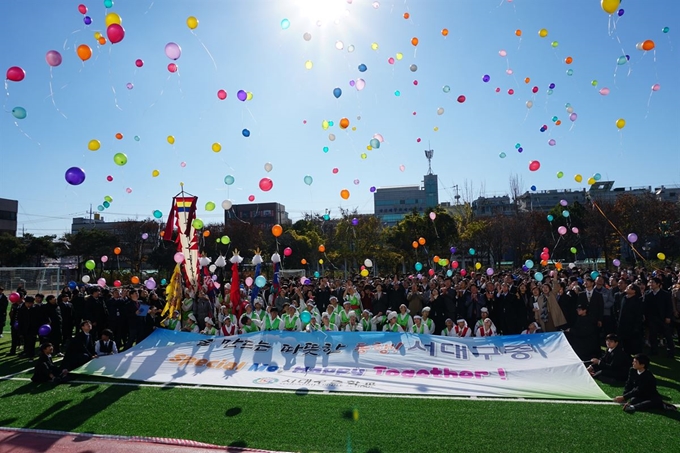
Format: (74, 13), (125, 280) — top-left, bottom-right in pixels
(1, 264), (678, 411)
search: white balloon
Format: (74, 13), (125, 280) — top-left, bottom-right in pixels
(335, 41), (344, 50)
(437, 107), (444, 115)
(355, 78), (365, 90)
(364, 259), (373, 268)
(221, 199), (232, 210)
(209, 264), (217, 273)
(526, 101), (533, 109)
(329, 134), (336, 141)
(303, 32), (311, 41)
(264, 162), (273, 172)
(82, 275), (91, 283)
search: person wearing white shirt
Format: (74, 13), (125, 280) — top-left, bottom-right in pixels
(383, 311), (405, 333)
(421, 306), (435, 336)
(344, 312), (363, 332)
(95, 329), (118, 356)
(476, 318), (497, 337)
(411, 315), (430, 334)
(453, 319), (472, 338)
(441, 318), (455, 336)
(282, 305), (302, 332)
(320, 312), (338, 331)
(360, 310), (376, 332)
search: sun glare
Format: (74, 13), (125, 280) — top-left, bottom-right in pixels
(296, 0), (349, 25)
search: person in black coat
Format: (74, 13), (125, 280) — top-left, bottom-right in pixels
(577, 277), (604, 328)
(644, 277), (675, 358)
(614, 354), (676, 413)
(63, 320), (97, 370)
(58, 292), (74, 345)
(43, 295), (63, 355)
(566, 304), (600, 360)
(588, 334), (631, 384)
(17, 296), (42, 359)
(82, 287), (108, 339)
(616, 283), (645, 355)
(32, 343), (68, 383)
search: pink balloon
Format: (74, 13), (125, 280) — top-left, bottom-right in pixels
(283, 247), (293, 257)
(429, 212), (436, 220)
(499, 50), (507, 57)
(45, 50), (63, 67)
(101, 255), (108, 263)
(571, 227), (579, 234)
(174, 252), (185, 263)
(259, 178), (273, 192)
(97, 278), (107, 288)
(651, 83), (661, 92)
(78, 4), (87, 14)
(529, 160), (541, 171)
(167, 63), (178, 73)
(599, 87), (610, 96)
(135, 59), (144, 67)
(558, 226), (567, 235)
(217, 89), (227, 100)
(245, 277), (253, 287)
(6, 66), (25, 82)
(165, 42), (182, 60)
(107, 24), (125, 44)
(248, 195), (255, 202)
(460, 269), (467, 276)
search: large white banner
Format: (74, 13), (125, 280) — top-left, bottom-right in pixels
(73, 330), (609, 400)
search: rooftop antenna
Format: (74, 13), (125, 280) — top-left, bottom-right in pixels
(424, 142), (434, 175)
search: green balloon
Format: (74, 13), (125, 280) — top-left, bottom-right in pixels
(221, 235), (230, 244)
(205, 201), (216, 211)
(557, 171), (564, 178)
(570, 247), (577, 254)
(192, 219), (204, 229)
(85, 259), (96, 270)
(113, 153), (128, 166)
(591, 80), (598, 87)
(104, 196), (113, 203)
(551, 41), (558, 48)
(12, 107), (27, 120)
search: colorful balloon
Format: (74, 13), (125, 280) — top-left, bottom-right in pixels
(616, 118), (626, 129)
(340, 189), (350, 200)
(304, 175), (313, 185)
(259, 178), (273, 191)
(77, 44), (92, 61)
(11, 107), (26, 119)
(187, 16), (198, 29)
(107, 24), (125, 43)
(165, 42), (182, 60)
(65, 167), (86, 185)
(601, 0), (620, 14)
(45, 50), (63, 67)
(529, 160), (541, 171)
(113, 153), (128, 166)
(224, 175), (235, 185)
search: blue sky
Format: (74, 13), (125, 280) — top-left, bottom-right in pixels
(1, 0), (679, 236)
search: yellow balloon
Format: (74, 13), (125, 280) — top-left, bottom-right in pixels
(88, 139), (100, 151)
(360, 269), (369, 277)
(395, 52), (403, 60)
(371, 42), (379, 50)
(587, 177), (596, 185)
(105, 12), (122, 27)
(366, 145), (372, 150)
(360, 153), (367, 159)
(538, 28), (548, 38)
(601, 0), (620, 15)
(657, 252), (666, 260)
(186, 16), (198, 30)
(575, 174), (583, 183)
(616, 118), (626, 129)
(212, 142), (221, 152)
(94, 32), (102, 40)
(475, 262), (481, 270)
(319, 259), (324, 265)
(433, 126), (439, 132)
(322, 120), (329, 130)
(305, 60), (313, 70)
(351, 127), (356, 131)
(152, 169), (160, 177)
(167, 135), (175, 144)
(246, 92), (253, 101)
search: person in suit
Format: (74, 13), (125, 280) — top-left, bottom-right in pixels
(645, 277), (675, 358)
(64, 320), (97, 370)
(566, 304), (600, 360)
(588, 334), (631, 384)
(577, 277), (604, 329)
(31, 343), (68, 384)
(616, 283), (645, 355)
(614, 354), (677, 413)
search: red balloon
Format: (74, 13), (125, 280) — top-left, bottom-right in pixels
(78, 4), (87, 14)
(9, 292), (21, 303)
(135, 59), (144, 67)
(457, 95), (466, 103)
(6, 66), (25, 82)
(248, 195), (255, 202)
(529, 160), (541, 171)
(168, 63), (178, 73)
(532, 86), (539, 93)
(107, 24), (125, 44)
(217, 89), (227, 100)
(259, 177), (273, 191)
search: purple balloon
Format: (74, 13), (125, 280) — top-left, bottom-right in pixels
(569, 113), (578, 122)
(65, 167), (86, 185)
(549, 83), (555, 89)
(613, 259), (621, 267)
(84, 16), (92, 25)
(627, 233), (638, 243)
(141, 233), (149, 240)
(618, 9), (624, 16)
(45, 50), (63, 67)
(237, 90), (247, 101)
(517, 147), (523, 153)
(450, 247), (457, 254)
(38, 324), (51, 336)
(369, 186), (376, 193)
(482, 74), (490, 83)
(349, 80), (355, 87)
(165, 42), (182, 60)
(521, 265), (529, 272)
(351, 218), (359, 226)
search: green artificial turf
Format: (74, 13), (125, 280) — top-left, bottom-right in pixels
(1, 327), (678, 453)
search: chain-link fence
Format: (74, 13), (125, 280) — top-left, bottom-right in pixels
(0, 267), (75, 295)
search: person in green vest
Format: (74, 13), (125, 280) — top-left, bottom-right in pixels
(344, 312), (363, 332)
(371, 310), (389, 331)
(305, 315), (321, 332)
(201, 317), (218, 336)
(303, 300), (321, 323)
(182, 314), (200, 333)
(343, 281), (362, 314)
(325, 302), (340, 327)
(240, 315), (261, 334)
(282, 304), (301, 331)
(320, 312), (338, 331)
(360, 310), (375, 332)
(264, 307), (283, 331)
(412, 315), (429, 334)
(251, 298), (267, 322)
(396, 304), (413, 332)
(161, 310), (181, 332)
(383, 311), (404, 332)
(421, 306), (435, 335)
(338, 300), (353, 329)
(441, 318), (455, 336)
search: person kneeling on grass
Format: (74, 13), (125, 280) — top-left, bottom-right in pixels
(587, 333), (629, 384)
(95, 329), (118, 356)
(613, 353), (677, 413)
(32, 342), (68, 384)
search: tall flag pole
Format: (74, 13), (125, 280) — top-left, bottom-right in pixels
(162, 184), (199, 292)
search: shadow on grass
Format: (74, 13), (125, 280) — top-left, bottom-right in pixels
(80, 385), (99, 394)
(295, 387), (309, 397)
(225, 407), (242, 417)
(227, 440), (248, 451)
(1, 381), (58, 398)
(366, 449), (384, 453)
(0, 417), (18, 425)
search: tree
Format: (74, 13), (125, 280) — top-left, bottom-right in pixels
(61, 229), (118, 276)
(22, 234), (58, 267)
(0, 233), (27, 266)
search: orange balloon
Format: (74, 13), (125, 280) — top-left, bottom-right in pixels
(160, 231), (165, 238)
(318, 245), (325, 253)
(339, 118), (349, 129)
(301, 259), (307, 265)
(113, 247), (121, 255)
(115, 132), (123, 140)
(412, 241), (418, 249)
(340, 189), (350, 199)
(131, 276), (140, 285)
(403, 12), (410, 19)
(271, 224), (283, 237)
(433, 255), (440, 263)
(555, 262), (562, 270)
(203, 230), (210, 237)
(411, 37), (419, 46)
(565, 56), (573, 64)
(524, 77), (530, 84)
(418, 237), (426, 246)
(555, 120), (562, 126)
(515, 29), (522, 37)
(441, 28), (448, 37)
(77, 44), (92, 61)
(540, 260), (548, 266)
(642, 40), (655, 51)
(98, 37), (107, 45)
